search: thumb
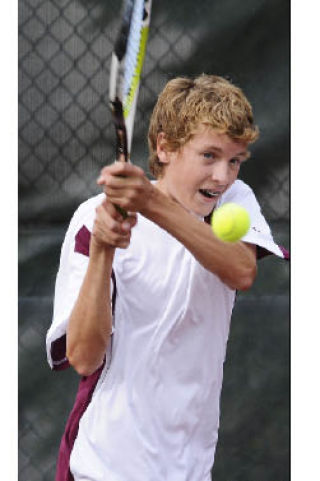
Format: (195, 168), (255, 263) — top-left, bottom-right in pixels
(121, 213), (137, 232)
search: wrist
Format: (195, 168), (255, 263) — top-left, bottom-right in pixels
(90, 235), (115, 262)
(140, 183), (166, 218)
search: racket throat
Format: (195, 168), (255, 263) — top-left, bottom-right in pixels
(111, 97), (129, 162)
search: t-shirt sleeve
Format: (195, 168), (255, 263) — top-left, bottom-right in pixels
(218, 180), (289, 260)
(45, 194), (113, 370)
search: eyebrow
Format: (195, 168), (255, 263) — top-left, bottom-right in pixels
(202, 145), (250, 159)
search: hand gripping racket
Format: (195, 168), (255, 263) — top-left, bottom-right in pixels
(109, 0), (152, 217)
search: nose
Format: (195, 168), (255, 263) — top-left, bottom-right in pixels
(211, 160), (229, 186)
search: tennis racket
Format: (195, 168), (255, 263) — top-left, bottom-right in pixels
(109, 0), (152, 217)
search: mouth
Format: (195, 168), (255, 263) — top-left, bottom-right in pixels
(199, 188), (221, 199)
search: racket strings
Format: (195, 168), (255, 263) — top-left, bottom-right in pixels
(122, 0), (145, 109)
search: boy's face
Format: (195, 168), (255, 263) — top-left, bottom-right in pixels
(156, 125), (249, 217)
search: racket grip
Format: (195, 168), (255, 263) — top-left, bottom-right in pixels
(115, 204), (128, 219)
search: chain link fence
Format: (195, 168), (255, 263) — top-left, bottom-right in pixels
(19, 0), (289, 479)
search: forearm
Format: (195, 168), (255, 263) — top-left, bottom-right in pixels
(96, 162), (256, 289)
(142, 187), (256, 290)
(66, 240), (115, 376)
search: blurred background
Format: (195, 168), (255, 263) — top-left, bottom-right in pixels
(18, 0), (289, 480)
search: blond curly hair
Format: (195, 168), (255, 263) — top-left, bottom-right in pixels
(148, 74), (259, 178)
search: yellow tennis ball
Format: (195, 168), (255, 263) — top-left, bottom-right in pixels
(211, 203), (250, 242)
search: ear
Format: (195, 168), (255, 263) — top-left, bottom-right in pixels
(156, 132), (171, 165)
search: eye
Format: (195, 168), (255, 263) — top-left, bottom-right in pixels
(202, 152), (216, 161)
(229, 157), (241, 166)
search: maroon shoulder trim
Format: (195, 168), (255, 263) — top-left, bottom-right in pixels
(55, 361), (105, 481)
(53, 223), (117, 479)
(50, 271), (117, 372)
(51, 335), (70, 371)
(257, 245), (290, 260)
(279, 245), (290, 260)
(74, 225), (91, 257)
(204, 216), (290, 261)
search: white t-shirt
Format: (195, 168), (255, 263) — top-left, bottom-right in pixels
(46, 179), (286, 481)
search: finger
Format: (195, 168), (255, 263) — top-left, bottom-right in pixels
(120, 220), (131, 233)
(100, 162), (144, 181)
(95, 204), (123, 234)
(97, 164), (126, 186)
(126, 212), (138, 229)
(94, 213), (131, 240)
(98, 174), (129, 191)
(107, 229), (132, 248)
(97, 165), (111, 185)
(103, 183), (143, 203)
(104, 195), (130, 211)
(92, 227), (130, 249)
(101, 198), (124, 222)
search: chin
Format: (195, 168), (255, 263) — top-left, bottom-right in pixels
(192, 196), (218, 217)
(201, 202), (218, 217)
(184, 196), (217, 218)
(192, 205), (216, 218)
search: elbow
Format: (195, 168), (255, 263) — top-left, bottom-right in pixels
(67, 344), (104, 377)
(66, 325), (111, 377)
(69, 358), (100, 377)
(68, 354), (103, 377)
(235, 264), (257, 291)
(236, 276), (254, 291)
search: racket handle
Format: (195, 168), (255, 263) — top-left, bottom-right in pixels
(115, 204), (128, 219)
(111, 100), (129, 218)
(114, 171), (128, 219)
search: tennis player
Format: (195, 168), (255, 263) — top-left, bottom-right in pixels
(46, 74), (288, 481)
